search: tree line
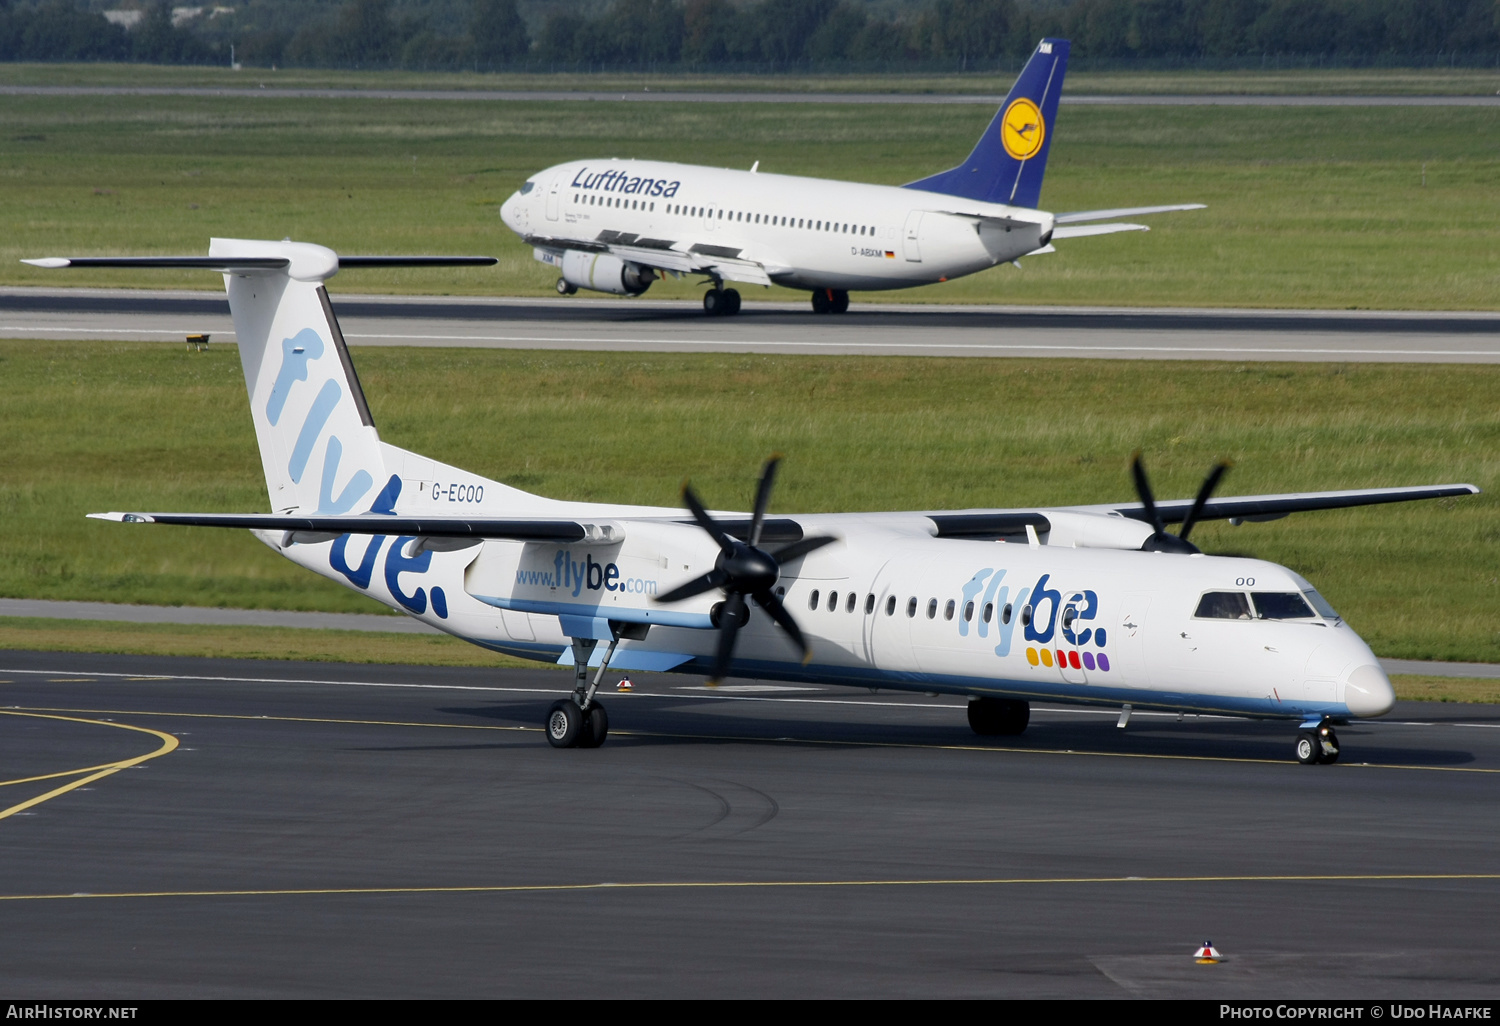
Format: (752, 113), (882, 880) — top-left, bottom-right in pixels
(2, 0), (1498, 71)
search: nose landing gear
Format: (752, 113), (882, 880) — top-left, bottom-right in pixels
(1295, 720), (1340, 764)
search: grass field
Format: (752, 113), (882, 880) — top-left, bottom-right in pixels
(3, 88), (1498, 308)
(4, 61), (1499, 95)
(0, 340), (1494, 663)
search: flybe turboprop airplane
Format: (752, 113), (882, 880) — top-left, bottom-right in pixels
(500, 38), (1203, 315)
(28, 239), (1478, 763)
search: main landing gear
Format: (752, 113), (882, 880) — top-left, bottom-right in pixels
(546, 634), (620, 749)
(1295, 720), (1340, 765)
(968, 697), (1030, 736)
(556, 277), (577, 295)
(703, 286), (741, 316)
(810, 288), (849, 314)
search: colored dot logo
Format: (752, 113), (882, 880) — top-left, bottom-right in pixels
(1001, 98), (1045, 161)
(1026, 647), (1109, 672)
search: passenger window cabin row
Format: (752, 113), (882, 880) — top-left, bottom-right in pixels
(574, 192), (883, 238)
(798, 588), (1027, 627)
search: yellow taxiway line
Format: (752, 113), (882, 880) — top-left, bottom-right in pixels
(2, 872), (1499, 903)
(0, 710), (179, 821)
(10, 704), (1500, 773)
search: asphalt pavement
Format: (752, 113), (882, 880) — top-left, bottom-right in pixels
(6, 288), (1499, 363)
(2, 650), (1498, 997)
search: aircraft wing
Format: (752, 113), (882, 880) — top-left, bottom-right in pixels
(1054, 204), (1205, 224)
(89, 511), (593, 542)
(1098, 483), (1481, 525)
(527, 233), (776, 287)
(927, 483), (1480, 539)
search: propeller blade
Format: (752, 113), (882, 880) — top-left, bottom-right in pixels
(748, 455), (781, 548)
(655, 568), (728, 605)
(768, 535), (837, 565)
(1130, 451), (1166, 536)
(752, 589), (811, 664)
(1178, 460), (1232, 541)
(682, 481), (736, 556)
(709, 591), (747, 683)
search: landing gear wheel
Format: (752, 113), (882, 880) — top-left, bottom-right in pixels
(703, 288), (725, 315)
(576, 703), (609, 748)
(810, 289), (831, 314)
(546, 699), (583, 748)
(556, 277), (577, 296)
(1295, 731), (1322, 764)
(967, 697), (1030, 736)
(722, 288), (741, 314)
(829, 289), (849, 313)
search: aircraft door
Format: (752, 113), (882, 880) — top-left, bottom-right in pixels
(860, 560), (893, 665)
(902, 211), (923, 262)
(1116, 593), (1152, 688)
(546, 173), (561, 221)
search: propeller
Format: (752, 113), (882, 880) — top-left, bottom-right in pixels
(655, 456), (836, 683)
(1131, 452), (1231, 554)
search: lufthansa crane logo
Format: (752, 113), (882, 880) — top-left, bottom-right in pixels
(1001, 97), (1045, 161)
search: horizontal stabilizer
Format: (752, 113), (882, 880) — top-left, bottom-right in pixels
(24, 254), (496, 275)
(1051, 223), (1148, 240)
(1055, 204), (1205, 224)
(89, 511), (589, 543)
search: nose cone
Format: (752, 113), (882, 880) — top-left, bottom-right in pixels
(500, 192), (524, 234)
(1344, 663), (1395, 718)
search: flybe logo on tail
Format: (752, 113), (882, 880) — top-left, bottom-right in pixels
(265, 326), (374, 515)
(571, 167), (682, 198)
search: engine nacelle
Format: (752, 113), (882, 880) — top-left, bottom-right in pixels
(560, 250), (656, 295)
(1040, 510), (1156, 550)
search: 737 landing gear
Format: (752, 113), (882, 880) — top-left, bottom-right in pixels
(703, 286), (741, 316)
(1295, 720), (1340, 765)
(967, 697), (1030, 736)
(546, 634), (620, 748)
(810, 288), (849, 314)
(556, 277), (577, 295)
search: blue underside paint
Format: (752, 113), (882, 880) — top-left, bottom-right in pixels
(556, 649), (694, 672)
(456, 632), (1351, 722)
(472, 593), (713, 629)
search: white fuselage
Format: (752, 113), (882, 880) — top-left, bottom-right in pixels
(264, 444), (1393, 724)
(499, 159), (1052, 291)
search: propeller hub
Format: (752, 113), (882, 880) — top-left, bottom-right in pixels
(1141, 532), (1201, 554)
(719, 543), (779, 594)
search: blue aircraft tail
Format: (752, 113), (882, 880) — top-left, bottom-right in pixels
(904, 38), (1069, 210)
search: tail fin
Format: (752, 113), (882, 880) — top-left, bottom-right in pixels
(211, 239), (387, 515)
(23, 240), (495, 516)
(904, 38), (1069, 209)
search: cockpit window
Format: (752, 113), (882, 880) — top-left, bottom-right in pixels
(1195, 591), (1253, 620)
(519, 181), (536, 195)
(1302, 589), (1340, 620)
(1251, 592), (1317, 620)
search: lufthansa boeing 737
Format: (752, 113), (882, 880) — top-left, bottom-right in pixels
(499, 38), (1203, 315)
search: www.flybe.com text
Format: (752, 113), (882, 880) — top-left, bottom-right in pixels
(516, 552), (657, 597)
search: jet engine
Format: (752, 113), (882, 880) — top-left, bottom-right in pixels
(560, 251), (657, 295)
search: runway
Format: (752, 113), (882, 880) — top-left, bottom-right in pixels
(5, 288), (1499, 363)
(5, 85), (1498, 106)
(2, 649), (1498, 997)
